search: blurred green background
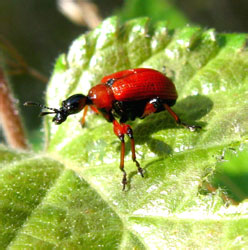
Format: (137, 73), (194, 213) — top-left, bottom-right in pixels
(1, 0), (248, 144)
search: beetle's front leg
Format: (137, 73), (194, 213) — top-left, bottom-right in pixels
(80, 105), (88, 127)
(113, 120), (127, 190)
(113, 120), (143, 190)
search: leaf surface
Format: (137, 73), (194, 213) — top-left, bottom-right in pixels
(2, 17), (248, 248)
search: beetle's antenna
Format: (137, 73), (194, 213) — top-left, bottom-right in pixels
(39, 111), (57, 116)
(23, 101), (60, 116)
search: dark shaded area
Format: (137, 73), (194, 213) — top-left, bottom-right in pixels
(130, 95), (213, 156)
(175, 94), (214, 121)
(0, 0), (86, 132)
(176, 0), (248, 33)
(210, 150), (248, 203)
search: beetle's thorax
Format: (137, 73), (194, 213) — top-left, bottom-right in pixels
(87, 84), (115, 110)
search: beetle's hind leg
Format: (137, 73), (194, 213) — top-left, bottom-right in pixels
(141, 98), (201, 131)
(141, 98), (162, 118)
(163, 103), (201, 131)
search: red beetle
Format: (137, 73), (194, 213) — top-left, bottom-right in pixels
(25, 68), (200, 190)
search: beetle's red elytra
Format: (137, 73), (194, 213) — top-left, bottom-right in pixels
(24, 68), (201, 190)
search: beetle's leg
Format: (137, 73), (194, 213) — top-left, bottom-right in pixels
(124, 125), (144, 177)
(90, 106), (100, 114)
(80, 105), (88, 127)
(141, 99), (158, 118)
(163, 103), (201, 131)
(142, 98), (201, 131)
(120, 135), (127, 191)
(113, 120), (127, 190)
(80, 106), (102, 127)
(113, 120), (143, 190)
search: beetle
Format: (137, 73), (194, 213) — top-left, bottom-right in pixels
(24, 68), (200, 190)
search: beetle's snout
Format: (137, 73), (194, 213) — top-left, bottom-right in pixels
(52, 111), (68, 125)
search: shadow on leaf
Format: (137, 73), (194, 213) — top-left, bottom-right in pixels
(120, 94), (213, 190)
(208, 149), (248, 203)
(128, 94), (213, 156)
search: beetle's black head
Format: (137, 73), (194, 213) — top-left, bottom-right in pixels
(24, 94), (88, 125)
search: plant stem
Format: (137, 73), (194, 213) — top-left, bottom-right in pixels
(0, 67), (29, 149)
(57, 0), (102, 29)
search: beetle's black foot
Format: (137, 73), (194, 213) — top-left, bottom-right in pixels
(80, 122), (86, 128)
(181, 122), (201, 132)
(133, 159), (144, 177)
(122, 172), (127, 191)
(138, 166), (144, 177)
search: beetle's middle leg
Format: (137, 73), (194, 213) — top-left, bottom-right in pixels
(125, 125), (144, 178)
(113, 119), (143, 190)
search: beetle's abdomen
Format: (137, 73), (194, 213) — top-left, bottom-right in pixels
(105, 68), (178, 102)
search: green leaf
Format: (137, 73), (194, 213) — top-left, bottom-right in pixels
(212, 148), (248, 203)
(2, 17), (248, 248)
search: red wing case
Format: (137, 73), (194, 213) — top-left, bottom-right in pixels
(101, 68), (178, 101)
